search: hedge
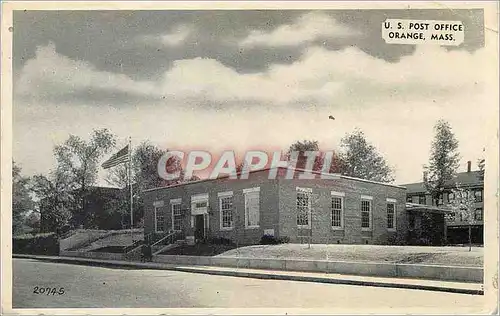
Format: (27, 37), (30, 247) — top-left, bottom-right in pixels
(13, 233), (60, 255)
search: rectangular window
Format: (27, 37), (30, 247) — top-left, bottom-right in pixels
(361, 199), (372, 230)
(219, 195), (234, 230)
(448, 212), (456, 222)
(475, 208), (483, 221)
(418, 195), (426, 205)
(448, 192), (455, 202)
(244, 188), (260, 228)
(387, 203), (396, 230)
(296, 188), (311, 228)
(154, 206), (165, 232)
(437, 193), (444, 206)
(331, 196), (343, 228)
(474, 190), (483, 202)
(406, 195), (413, 203)
(171, 202), (182, 231)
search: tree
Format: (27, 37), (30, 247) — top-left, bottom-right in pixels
(12, 161), (34, 235)
(105, 141), (184, 227)
(338, 129), (394, 182)
(447, 184), (476, 251)
(54, 129), (116, 228)
(424, 120), (460, 206)
(31, 168), (75, 233)
(286, 140), (324, 171)
(477, 157), (485, 182)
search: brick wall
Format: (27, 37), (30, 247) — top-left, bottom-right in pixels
(278, 176), (407, 245)
(143, 171), (280, 245)
(144, 170), (408, 246)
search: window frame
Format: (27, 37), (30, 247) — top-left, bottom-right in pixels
(474, 189), (483, 203)
(244, 187), (260, 229)
(171, 198), (182, 232)
(296, 187), (312, 229)
(361, 195), (373, 231)
(474, 208), (483, 221)
(331, 191), (345, 230)
(418, 194), (426, 205)
(154, 205), (165, 233)
(218, 191), (234, 231)
(386, 198), (397, 231)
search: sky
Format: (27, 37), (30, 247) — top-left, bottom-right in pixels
(12, 8), (492, 185)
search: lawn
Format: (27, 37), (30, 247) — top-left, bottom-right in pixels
(160, 243), (237, 256)
(216, 244), (483, 267)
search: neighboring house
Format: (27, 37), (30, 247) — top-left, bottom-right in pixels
(401, 161), (484, 245)
(144, 167), (414, 246)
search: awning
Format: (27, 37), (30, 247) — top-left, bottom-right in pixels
(406, 202), (452, 214)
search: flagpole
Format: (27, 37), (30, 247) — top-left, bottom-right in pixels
(129, 137), (133, 230)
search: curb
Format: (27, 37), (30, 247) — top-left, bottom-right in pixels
(13, 254), (484, 296)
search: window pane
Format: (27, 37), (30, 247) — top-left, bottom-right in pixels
(245, 191), (260, 227)
(297, 191), (310, 226)
(474, 190), (483, 202)
(387, 203), (395, 229)
(331, 197), (342, 227)
(155, 207), (165, 232)
(221, 196), (233, 228)
(418, 195), (426, 204)
(172, 203), (182, 231)
(475, 208), (483, 221)
(361, 200), (371, 228)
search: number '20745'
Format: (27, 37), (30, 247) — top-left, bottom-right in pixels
(33, 286), (65, 295)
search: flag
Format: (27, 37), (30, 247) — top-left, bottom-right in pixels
(102, 145), (130, 169)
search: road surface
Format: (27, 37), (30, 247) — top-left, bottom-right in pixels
(12, 258), (486, 312)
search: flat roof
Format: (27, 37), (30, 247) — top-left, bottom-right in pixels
(401, 171), (483, 194)
(405, 202), (452, 214)
(144, 167), (405, 193)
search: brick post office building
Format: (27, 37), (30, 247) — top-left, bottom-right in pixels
(143, 167), (408, 246)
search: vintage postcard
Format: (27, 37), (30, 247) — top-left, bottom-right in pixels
(1, 1), (499, 315)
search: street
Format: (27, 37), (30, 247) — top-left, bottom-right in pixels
(12, 258), (486, 311)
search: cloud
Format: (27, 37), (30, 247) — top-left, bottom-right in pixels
(15, 42), (157, 102)
(239, 12), (360, 48)
(140, 24), (192, 47)
(16, 41), (487, 111)
(14, 43), (492, 185)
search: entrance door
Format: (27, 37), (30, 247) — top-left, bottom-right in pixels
(194, 214), (205, 241)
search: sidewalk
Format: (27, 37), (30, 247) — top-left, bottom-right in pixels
(13, 254), (484, 295)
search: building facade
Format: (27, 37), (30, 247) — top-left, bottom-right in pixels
(143, 168), (408, 246)
(402, 161), (484, 245)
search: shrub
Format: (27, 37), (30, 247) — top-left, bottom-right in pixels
(205, 237), (234, 245)
(13, 233), (59, 255)
(387, 234), (406, 246)
(260, 235), (290, 245)
(277, 236), (290, 244)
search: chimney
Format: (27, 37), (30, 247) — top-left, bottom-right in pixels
(467, 161), (471, 172)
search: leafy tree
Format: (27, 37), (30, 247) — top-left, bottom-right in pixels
(286, 140), (324, 171)
(105, 141), (184, 227)
(446, 184), (477, 251)
(477, 158), (485, 182)
(424, 120), (460, 206)
(31, 168), (75, 233)
(24, 211), (41, 233)
(338, 129), (394, 182)
(12, 161), (34, 235)
(54, 129), (116, 227)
